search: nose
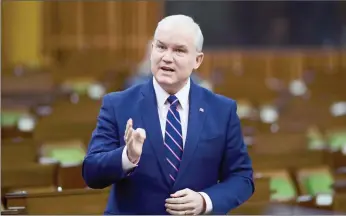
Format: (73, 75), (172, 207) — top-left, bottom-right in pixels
(162, 50), (173, 63)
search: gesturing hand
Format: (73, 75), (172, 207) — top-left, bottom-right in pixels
(124, 118), (146, 164)
(165, 188), (206, 215)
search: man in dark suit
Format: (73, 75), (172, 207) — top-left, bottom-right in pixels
(82, 14), (254, 215)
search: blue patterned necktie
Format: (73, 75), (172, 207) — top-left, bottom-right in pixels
(164, 95), (183, 184)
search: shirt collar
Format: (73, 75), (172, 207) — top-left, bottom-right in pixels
(153, 77), (190, 110)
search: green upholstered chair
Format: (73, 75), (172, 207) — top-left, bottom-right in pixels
(304, 172), (334, 195)
(270, 177), (296, 201)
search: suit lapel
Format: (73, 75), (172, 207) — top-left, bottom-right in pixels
(175, 82), (207, 186)
(139, 80), (171, 187)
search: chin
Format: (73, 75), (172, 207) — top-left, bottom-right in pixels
(157, 77), (176, 86)
(155, 73), (176, 85)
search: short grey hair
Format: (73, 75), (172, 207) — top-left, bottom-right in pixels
(154, 14), (204, 52)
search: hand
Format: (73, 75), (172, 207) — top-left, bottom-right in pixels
(165, 188), (206, 215)
(124, 118), (146, 164)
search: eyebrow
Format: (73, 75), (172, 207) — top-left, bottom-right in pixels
(157, 40), (187, 49)
(157, 40), (165, 45)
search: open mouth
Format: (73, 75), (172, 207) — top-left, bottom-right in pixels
(161, 66), (175, 72)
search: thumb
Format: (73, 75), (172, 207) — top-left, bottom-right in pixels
(171, 188), (189, 198)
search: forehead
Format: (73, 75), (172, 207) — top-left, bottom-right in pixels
(154, 25), (195, 49)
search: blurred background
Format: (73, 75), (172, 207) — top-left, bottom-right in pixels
(1, 1), (346, 215)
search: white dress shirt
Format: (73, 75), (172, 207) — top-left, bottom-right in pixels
(121, 77), (213, 213)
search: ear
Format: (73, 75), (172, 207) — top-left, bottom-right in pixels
(193, 52), (204, 70)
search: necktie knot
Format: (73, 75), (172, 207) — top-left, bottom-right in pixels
(167, 95), (179, 109)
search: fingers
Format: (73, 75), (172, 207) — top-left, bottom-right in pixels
(165, 202), (193, 211)
(125, 118), (146, 148)
(166, 189), (202, 215)
(166, 197), (192, 215)
(126, 128), (133, 144)
(125, 118), (133, 142)
(126, 119), (132, 134)
(127, 136), (134, 148)
(166, 196), (190, 205)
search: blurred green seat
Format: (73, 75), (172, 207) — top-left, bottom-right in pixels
(308, 137), (325, 149)
(304, 173), (334, 195)
(328, 131), (346, 150)
(61, 79), (96, 95)
(270, 177), (296, 201)
(1, 111), (24, 127)
(71, 82), (92, 95)
(41, 142), (86, 167)
(50, 147), (85, 166)
(307, 127), (326, 149)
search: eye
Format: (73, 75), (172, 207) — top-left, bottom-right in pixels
(157, 44), (166, 50)
(175, 49), (185, 53)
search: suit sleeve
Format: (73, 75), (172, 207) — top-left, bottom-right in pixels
(201, 100), (255, 214)
(82, 94), (127, 189)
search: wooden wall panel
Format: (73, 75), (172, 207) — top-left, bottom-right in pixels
(42, 2), (162, 51)
(42, 1), (345, 87)
(195, 49), (346, 102)
(42, 1), (163, 80)
(83, 2), (108, 36)
(58, 2), (79, 35)
(200, 49), (346, 81)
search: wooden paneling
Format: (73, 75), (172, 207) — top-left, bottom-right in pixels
(83, 2), (108, 36)
(2, 140), (38, 168)
(199, 49), (346, 81)
(2, 163), (59, 190)
(59, 2), (79, 35)
(43, 1), (162, 60)
(5, 188), (110, 214)
(42, 1), (163, 80)
(41, 2), (346, 88)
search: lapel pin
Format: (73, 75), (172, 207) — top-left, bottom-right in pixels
(199, 108), (204, 112)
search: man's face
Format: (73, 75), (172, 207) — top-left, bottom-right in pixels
(150, 24), (203, 92)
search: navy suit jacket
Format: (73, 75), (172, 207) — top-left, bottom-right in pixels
(82, 78), (254, 215)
